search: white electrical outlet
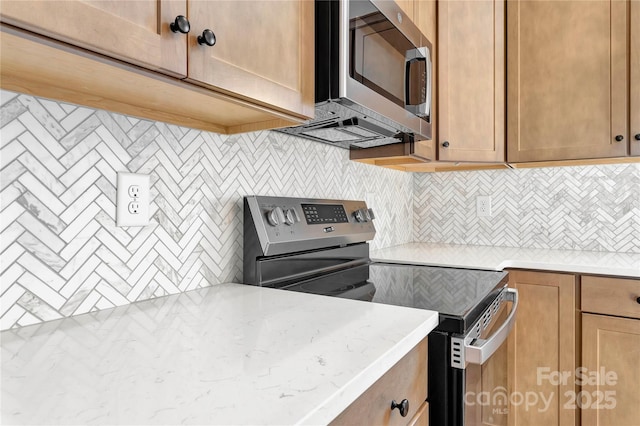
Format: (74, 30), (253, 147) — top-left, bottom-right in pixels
(117, 172), (150, 227)
(476, 196), (492, 217)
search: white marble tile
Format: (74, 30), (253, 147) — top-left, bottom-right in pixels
(0, 139), (26, 168)
(59, 106), (93, 132)
(18, 132), (66, 177)
(59, 255), (102, 298)
(16, 185), (67, 233)
(58, 149), (101, 187)
(0, 242), (24, 275)
(94, 134), (130, 169)
(17, 233), (65, 272)
(0, 276), (25, 314)
(17, 152), (67, 198)
(0, 220), (24, 248)
(58, 202), (101, 242)
(16, 103), (66, 152)
(0, 304), (25, 329)
(59, 184), (101, 224)
(16, 213), (65, 252)
(59, 131), (101, 166)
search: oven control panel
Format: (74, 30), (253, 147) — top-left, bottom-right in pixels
(244, 196), (376, 256)
(301, 203), (349, 224)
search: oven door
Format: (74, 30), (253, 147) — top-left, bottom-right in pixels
(456, 288), (518, 426)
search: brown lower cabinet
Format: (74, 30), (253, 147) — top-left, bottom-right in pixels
(505, 270), (640, 426)
(581, 276), (640, 426)
(331, 337), (428, 426)
(507, 270), (578, 426)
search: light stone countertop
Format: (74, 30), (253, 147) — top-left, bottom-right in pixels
(1, 283), (438, 425)
(371, 243), (640, 278)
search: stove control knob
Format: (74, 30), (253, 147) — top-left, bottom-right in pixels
(354, 208), (369, 222)
(267, 207), (285, 226)
(283, 208), (299, 226)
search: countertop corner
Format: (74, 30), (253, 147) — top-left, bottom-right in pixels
(1, 283), (438, 425)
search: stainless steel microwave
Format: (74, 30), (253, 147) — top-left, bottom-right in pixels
(276, 0), (433, 150)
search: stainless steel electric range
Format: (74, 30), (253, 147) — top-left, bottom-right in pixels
(243, 196), (518, 426)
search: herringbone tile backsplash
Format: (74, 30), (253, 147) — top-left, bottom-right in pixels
(2, 90), (639, 330)
(414, 164), (640, 253)
(0, 90), (413, 329)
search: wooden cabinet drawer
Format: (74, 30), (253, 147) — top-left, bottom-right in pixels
(408, 401), (428, 426)
(582, 276), (640, 319)
(331, 338), (428, 426)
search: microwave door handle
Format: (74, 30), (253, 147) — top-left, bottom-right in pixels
(464, 288), (519, 365)
(404, 47), (431, 118)
(424, 46), (432, 119)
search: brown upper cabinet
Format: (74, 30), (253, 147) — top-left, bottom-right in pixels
(438, 0), (505, 163)
(0, 0), (187, 77)
(507, 0), (629, 162)
(186, 1), (314, 119)
(632, 1), (640, 156)
(0, 0), (314, 132)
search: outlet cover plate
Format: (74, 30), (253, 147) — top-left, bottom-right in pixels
(117, 172), (150, 226)
(476, 195), (492, 217)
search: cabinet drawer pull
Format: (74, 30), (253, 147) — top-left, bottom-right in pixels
(442, 141), (450, 148)
(636, 296), (640, 305)
(170, 15), (190, 34)
(391, 399), (409, 417)
(635, 134), (640, 141)
(615, 135), (624, 142)
(198, 29), (216, 47)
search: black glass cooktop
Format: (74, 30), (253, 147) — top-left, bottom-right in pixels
(368, 263), (508, 333)
(283, 261), (508, 334)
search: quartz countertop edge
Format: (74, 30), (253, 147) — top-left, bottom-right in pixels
(1, 283), (439, 426)
(298, 311), (438, 425)
(371, 242), (640, 278)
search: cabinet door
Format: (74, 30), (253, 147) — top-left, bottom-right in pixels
(438, 0), (505, 162)
(414, 0), (438, 161)
(507, 270), (577, 426)
(0, 0), (187, 77)
(186, 0), (314, 119)
(581, 314), (640, 426)
(507, 0), (628, 162)
(631, 0), (640, 156)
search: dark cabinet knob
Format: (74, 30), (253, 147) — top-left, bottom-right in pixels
(634, 134), (640, 141)
(615, 135), (624, 142)
(391, 399), (409, 417)
(169, 15), (190, 34)
(636, 296), (640, 304)
(442, 141), (450, 148)
(198, 29), (216, 47)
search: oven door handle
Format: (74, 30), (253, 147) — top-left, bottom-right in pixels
(464, 288), (518, 365)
